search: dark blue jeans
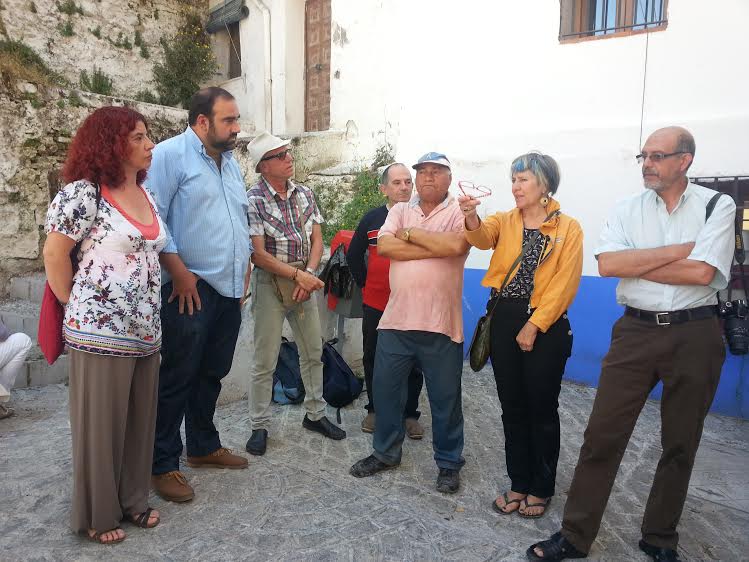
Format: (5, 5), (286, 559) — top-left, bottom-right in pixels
(372, 330), (465, 470)
(362, 305), (423, 419)
(152, 280), (241, 475)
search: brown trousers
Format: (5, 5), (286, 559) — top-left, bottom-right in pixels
(561, 314), (724, 553)
(68, 349), (159, 533)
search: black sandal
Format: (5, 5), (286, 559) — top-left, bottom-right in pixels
(125, 507), (160, 529)
(519, 497), (551, 519)
(526, 532), (586, 561)
(492, 492), (524, 515)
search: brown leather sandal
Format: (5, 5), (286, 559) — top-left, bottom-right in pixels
(125, 507), (160, 529)
(87, 528), (126, 545)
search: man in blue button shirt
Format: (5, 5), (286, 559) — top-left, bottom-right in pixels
(146, 87), (252, 503)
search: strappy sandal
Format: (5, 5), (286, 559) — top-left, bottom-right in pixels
(519, 497), (551, 519)
(491, 492), (524, 515)
(87, 528), (126, 545)
(125, 507), (160, 529)
(526, 531), (586, 561)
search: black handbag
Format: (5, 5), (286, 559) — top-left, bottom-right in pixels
(468, 213), (557, 372)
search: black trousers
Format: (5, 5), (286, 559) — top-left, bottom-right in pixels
(489, 299), (573, 498)
(152, 280), (241, 475)
(362, 304), (423, 419)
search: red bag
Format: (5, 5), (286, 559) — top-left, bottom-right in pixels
(38, 281), (65, 364)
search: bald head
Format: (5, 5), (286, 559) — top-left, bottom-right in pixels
(641, 126), (696, 192)
(647, 126), (696, 160)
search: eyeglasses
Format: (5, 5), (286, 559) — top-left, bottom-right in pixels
(260, 149), (292, 162)
(635, 151), (690, 164)
(458, 181), (492, 199)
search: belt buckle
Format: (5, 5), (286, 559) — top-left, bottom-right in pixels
(655, 312), (671, 326)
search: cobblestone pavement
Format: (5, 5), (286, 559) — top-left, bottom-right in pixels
(1, 366), (748, 561)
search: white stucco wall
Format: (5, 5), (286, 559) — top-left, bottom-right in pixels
(384, 0), (749, 276)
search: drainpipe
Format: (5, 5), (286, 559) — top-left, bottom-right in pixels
(251, 0), (273, 133)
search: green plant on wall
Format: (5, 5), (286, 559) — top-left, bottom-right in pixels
(59, 20), (74, 36)
(152, 13), (217, 108)
(90, 25), (101, 39)
(79, 66), (113, 96)
(320, 169), (386, 245)
(0, 39), (66, 85)
(56, 0), (83, 16)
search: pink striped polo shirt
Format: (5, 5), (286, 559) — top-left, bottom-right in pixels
(377, 195), (468, 343)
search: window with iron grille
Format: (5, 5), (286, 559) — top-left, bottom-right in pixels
(559, 0), (668, 41)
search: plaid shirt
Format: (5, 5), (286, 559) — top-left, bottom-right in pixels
(247, 177), (324, 263)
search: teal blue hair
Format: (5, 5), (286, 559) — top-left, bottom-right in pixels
(510, 152), (560, 195)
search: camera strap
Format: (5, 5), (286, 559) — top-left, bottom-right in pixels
(706, 192), (747, 302)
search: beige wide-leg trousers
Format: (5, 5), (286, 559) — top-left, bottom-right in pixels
(68, 349), (159, 533)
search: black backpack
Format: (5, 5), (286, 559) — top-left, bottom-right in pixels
(272, 338), (305, 405)
(322, 338), (364, 421)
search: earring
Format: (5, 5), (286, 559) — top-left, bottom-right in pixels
(540, 195), (549, 207)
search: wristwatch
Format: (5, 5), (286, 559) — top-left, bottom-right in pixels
(403, 227), (412, 242)
(305, 267), (316, 275)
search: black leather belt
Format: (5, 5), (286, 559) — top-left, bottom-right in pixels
(625, 305), (717, 326)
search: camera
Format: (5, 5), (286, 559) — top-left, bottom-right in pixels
(719, 299), (749, 355)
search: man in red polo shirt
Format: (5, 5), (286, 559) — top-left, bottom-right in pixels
(347, 163), (424, 439)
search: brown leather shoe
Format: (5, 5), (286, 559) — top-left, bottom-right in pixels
(151, 471), (194, 503)
(405, 417), (424, 440)
(361, 412), (375, 433)
(186, 447), (248, 469)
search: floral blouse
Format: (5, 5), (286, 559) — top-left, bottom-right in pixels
(45, 180), (167, 357)
(500, 228), (546, 299)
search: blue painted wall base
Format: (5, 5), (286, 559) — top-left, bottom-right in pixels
(462, 270), (748, 419)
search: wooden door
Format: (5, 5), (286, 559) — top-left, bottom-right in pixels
(304, 0), (331, 132)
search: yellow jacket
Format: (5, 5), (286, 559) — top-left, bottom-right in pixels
(464, 198), (583, 332)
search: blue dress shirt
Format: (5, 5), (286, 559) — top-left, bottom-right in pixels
(146, 127), (252, 299)
(594, 182), (736, 311)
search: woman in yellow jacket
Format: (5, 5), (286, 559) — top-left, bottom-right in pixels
(460, 152), (583, 519)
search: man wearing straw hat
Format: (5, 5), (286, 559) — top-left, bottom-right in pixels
(244, 132), (346, 457)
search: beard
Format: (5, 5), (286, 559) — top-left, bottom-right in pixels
(642, 170), (664, 191)
(207, 123), (237, 152)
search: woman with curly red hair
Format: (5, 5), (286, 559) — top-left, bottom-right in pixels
(43, 106), (167, 544)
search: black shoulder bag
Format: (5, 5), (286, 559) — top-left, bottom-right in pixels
(468, 211), (558, 372)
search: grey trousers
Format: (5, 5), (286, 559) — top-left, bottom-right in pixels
(68, 349), (159, 533)
(248, 267), (326, 430)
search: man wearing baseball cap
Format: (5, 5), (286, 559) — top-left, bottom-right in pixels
(244, 131), (346, 456)
(350, 151), (471, 493)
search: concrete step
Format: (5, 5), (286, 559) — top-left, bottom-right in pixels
(14, 344), (69, 388)
(0, 298), (40, 341)
(9, 272), (47, 303)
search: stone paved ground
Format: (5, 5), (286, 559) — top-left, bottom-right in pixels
(1, 365), (748, 561)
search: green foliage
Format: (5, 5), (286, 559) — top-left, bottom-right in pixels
(135, 31), (149, 58)
(321, 169), (385, 244)
(0, 39), (65, 85)
(56, 98), (65, 108)
(23, 137), (41, 148)
(22, 92), (42, 108)
(90, 25), (101, 39)
(56, 0), (83, 16)
(59, 20), (74, 36)
(153, 13), (217, 108)
(134, 89), (157, 104)
(108, 32), (132, 50)
(79, 66), (113, 96)
(68, 90), (84, 107)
